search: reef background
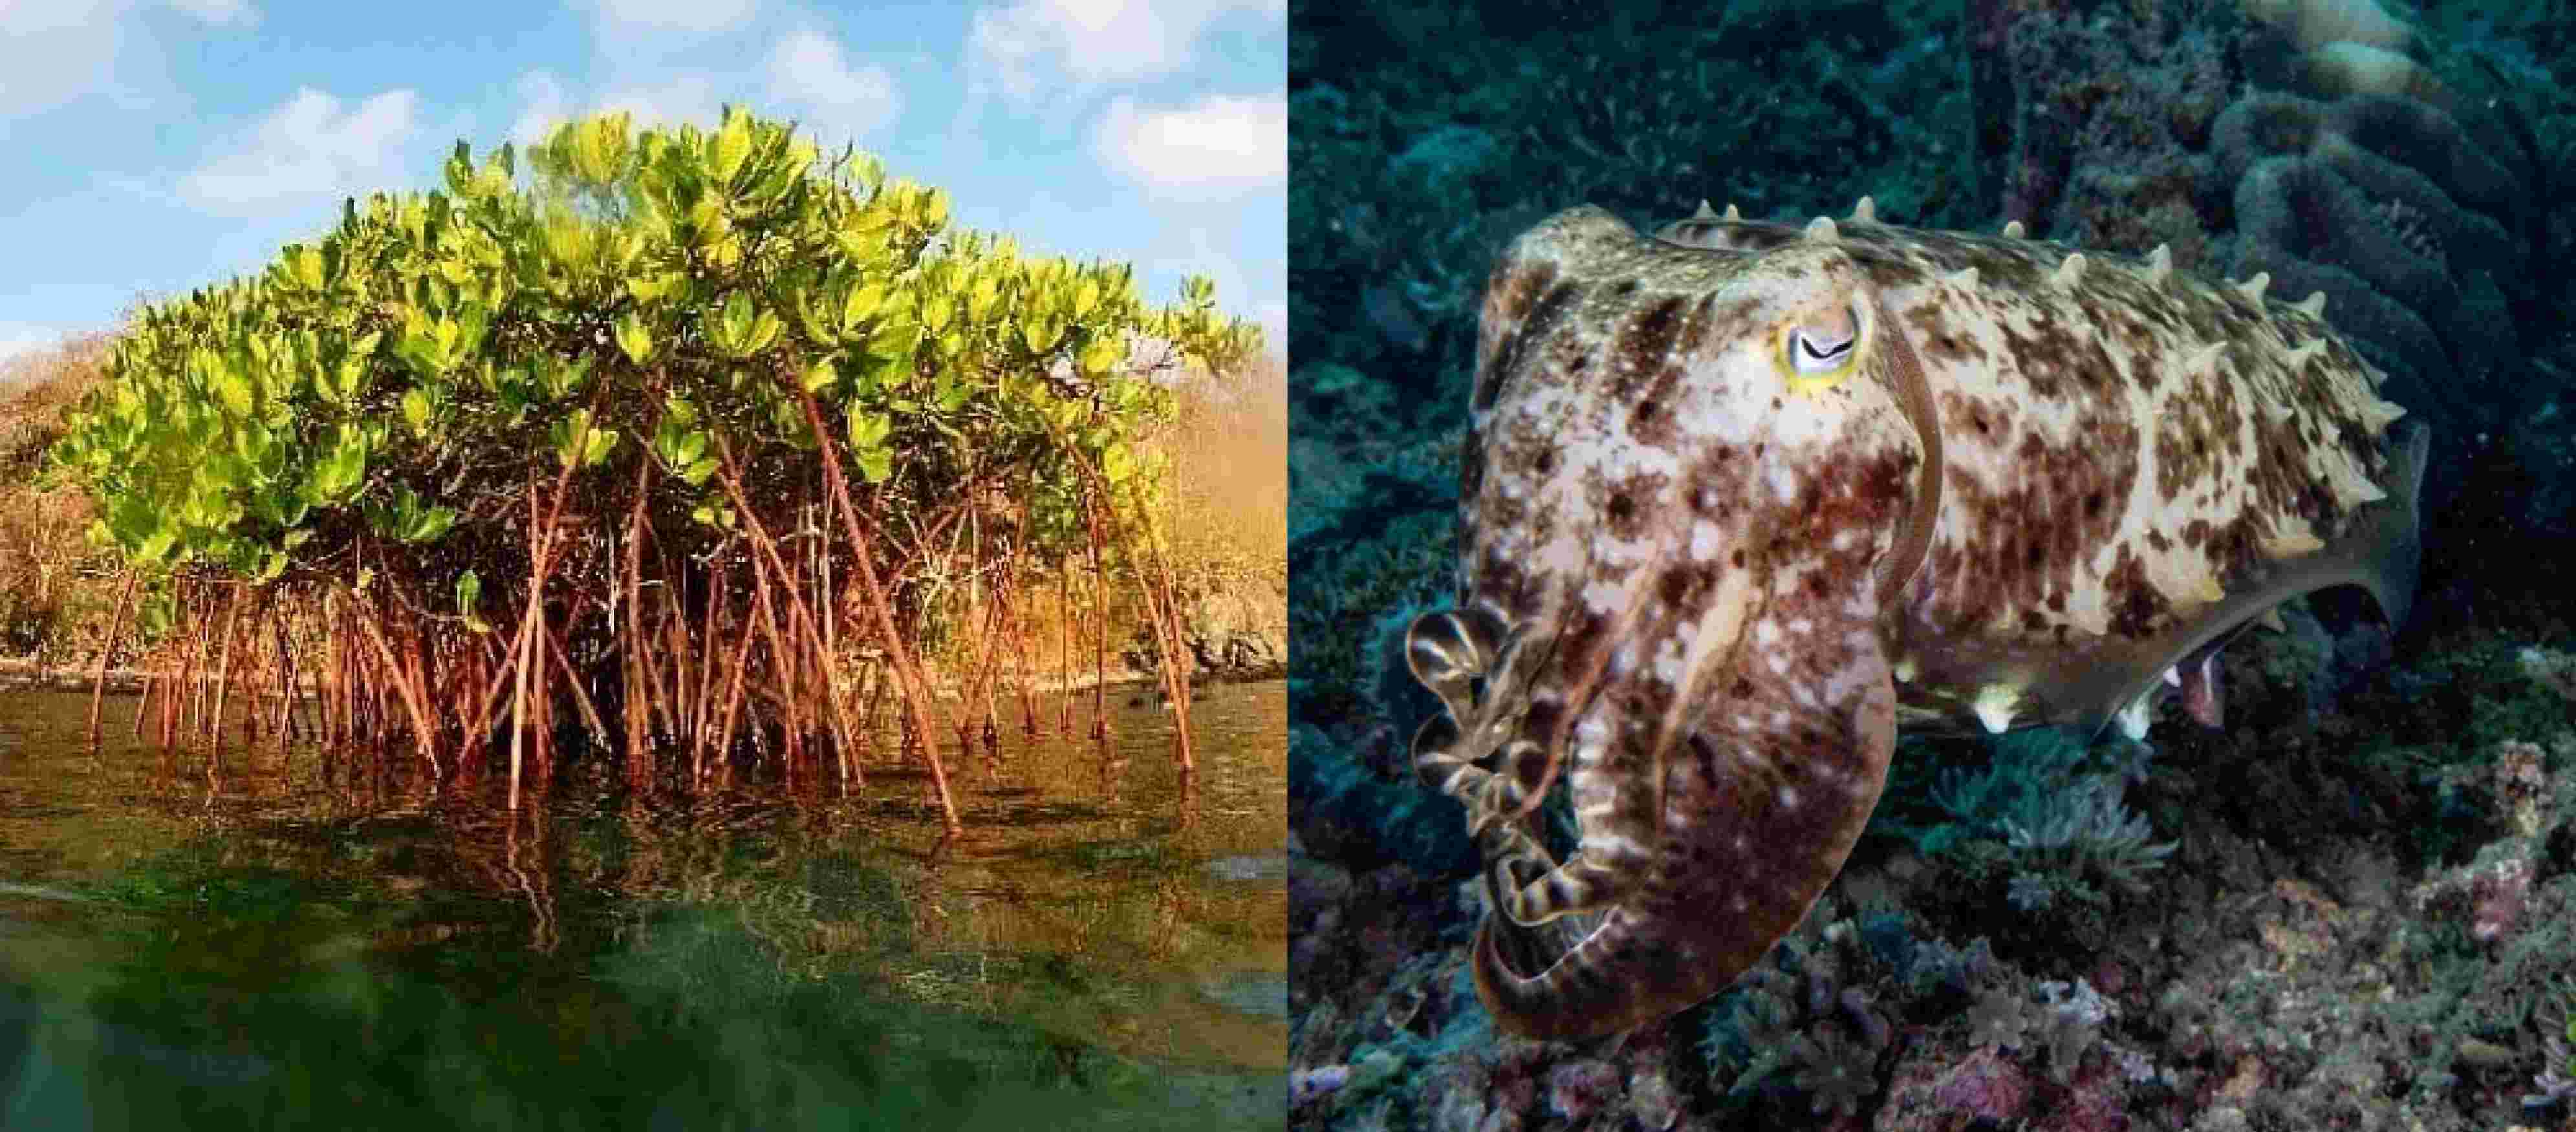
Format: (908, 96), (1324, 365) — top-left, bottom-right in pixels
(1286, 1), (2576, 1129)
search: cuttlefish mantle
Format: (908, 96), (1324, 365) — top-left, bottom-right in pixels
(1409, 203), (2425, 1041)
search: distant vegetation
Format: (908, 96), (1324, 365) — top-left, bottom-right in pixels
(11, 108), (1274, 826)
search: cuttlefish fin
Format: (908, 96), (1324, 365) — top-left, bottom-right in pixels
(2061, 419), (2429, 741)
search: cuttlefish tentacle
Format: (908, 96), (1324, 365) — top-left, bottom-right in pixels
(1470, 585), (1901, 1040)
(1414, 526), (1707, 929)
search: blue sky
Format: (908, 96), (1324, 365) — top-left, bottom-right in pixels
(0, 0), (1284, 367)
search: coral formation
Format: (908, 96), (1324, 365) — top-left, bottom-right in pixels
(2214, 89), (2531, 438)
(1877, 727), (2177, 921)
(1694, 902), (1900, 1120)
(1981, 0), (2233, 257)
(2239, 0), (2415, 54)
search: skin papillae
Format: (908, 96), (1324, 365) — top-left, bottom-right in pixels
(1409, 203), (2427, 1041)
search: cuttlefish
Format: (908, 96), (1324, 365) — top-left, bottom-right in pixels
(1407, 201), (2425, 1041)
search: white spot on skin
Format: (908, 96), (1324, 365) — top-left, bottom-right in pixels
(1576, 579), (1618, 615)
(1777, 785), (1800, 809)
(1691, 521), (1724, 561)
(1818, 655), (1874, 706)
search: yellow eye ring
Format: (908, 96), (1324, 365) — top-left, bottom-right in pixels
(1775, 301), (1868, 395)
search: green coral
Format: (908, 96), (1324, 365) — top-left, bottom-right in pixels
(1694, 899), (1896, 1120)
(1873, 727), (2175, 912)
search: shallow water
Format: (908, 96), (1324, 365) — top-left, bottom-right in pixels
(0, 681), (1285, 1129)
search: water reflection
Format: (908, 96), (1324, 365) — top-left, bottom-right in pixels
(0, 679), (1284, 1129)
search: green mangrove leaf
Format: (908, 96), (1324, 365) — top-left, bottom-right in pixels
(303, 425), (368, 505)
(934, 370), (969, 413)
(720, 290), (752, 348)
(410, 505), (456, 542)
(627, 270), (684, 303)
(842, 281), (886, 331)
(401, 387), (435, 437)
(614, 310), (653, 365)
(743, 308), (783, 355)
(845, 410), (889, 451)
(553, 408), (596, 467)
(1079, 336), (1122, 378)
(290, 245), (325, 290)
(854, 443), (891, 484)
(713, 110), (753, 184)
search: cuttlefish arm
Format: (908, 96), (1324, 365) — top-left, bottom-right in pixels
(1412, 206), (1934, 1040)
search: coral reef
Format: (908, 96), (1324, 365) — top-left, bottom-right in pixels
(2240, 0), (2414, 55)
(2213, 89), (2529, 438)
(1978, 0), (2233, 259)
(1872, 727), (2175, 925)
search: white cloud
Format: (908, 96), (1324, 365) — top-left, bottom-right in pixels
(508, 70), (572, 146)
(586, 0), (752, 35)
(166, 0), (255, 25)
(1092, 93), (1283, 198)
(503, 70), (757, 155)
(0, 0), (131, 116)
(596, 74), (723, 131)
(764, 30), (900, 139)
(180, 87), (420, 215)
(969, 0), (1276, 102)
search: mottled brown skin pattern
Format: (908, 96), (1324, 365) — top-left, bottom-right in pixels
(1414, 205), (2421, 1041)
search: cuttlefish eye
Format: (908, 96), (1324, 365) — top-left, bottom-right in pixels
(1776, 302), (1867, 393)
(1790, 323), (1854, 371)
